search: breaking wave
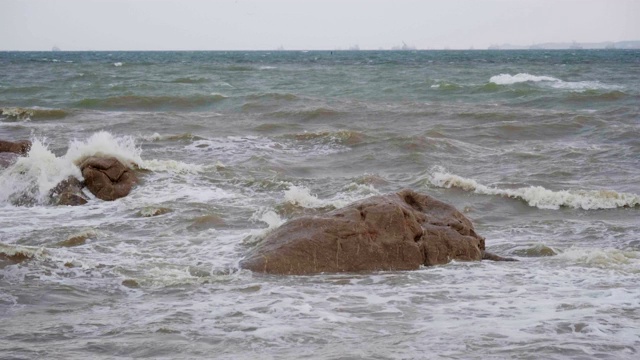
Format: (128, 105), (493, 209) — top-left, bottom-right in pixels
(557, 247), (640, 269)
(0, 132), (142, 205)
(489, 73), (622, 91)
(282, 130), (365, 146)
(429, 170), (639, 210)
(1, 107), (69, 121)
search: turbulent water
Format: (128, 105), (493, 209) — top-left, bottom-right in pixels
(1, 50), (639, 359)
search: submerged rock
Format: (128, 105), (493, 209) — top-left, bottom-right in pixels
(0, 152), (19, 169)
(80, 156), (138, 201)
(49, 176), (88, 206)
(138, 206), (172, 217)
(0, 243), (40, 269)
(241, 189), (512, 275)
(0, 139), (32, 155)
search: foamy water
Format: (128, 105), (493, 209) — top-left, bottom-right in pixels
(1, 50), (639, 359)
(429, 169), (640, 210)
(489, 73), (622, 91)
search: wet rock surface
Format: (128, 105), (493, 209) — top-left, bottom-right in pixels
(49, 176), (88, 206)
(0, 139), (32, 155)
(80, 157), (138, 201)
(241, 189), (508, 275)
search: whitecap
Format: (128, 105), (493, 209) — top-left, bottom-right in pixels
(489, 73), (622, 91)
(66, 131), (143, 168)
(113, 62), (123, 67)
(283, 185), (327, 208)
(490, 73), (564, 85)
(429, 168), (639, 210)
(142, 159), (205, 174)
(557, 247), (640, 269)
(244, 209), (286, 244)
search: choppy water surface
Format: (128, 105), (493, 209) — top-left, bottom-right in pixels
(1, 50), (639, 359)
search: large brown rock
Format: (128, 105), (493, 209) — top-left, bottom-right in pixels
(241, 189), (510, 275)
(0, 140), (32, 155)
(79, 156), (138, 201)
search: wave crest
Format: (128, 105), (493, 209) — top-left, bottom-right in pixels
(489, 73), (622, 91)
(75, 94), (227, 111)
(1, 107), (69, 121)
(429, 170), (639, 210)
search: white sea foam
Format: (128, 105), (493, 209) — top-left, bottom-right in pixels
(66, 131), (143, 168)
(283, 184), (350, 209)
(142, 159), (205, 173)
(245, 209), (286, 244)
(429, 169), (640, 210)
(557, 247), (640, 269)
(0, 132), (145, 205)
(283, 185), (326, 208)
(490, 73), (560, 85)
(113, 62), (123, 67)
(0, 139), (82, 204)
(0, 242), (46, 259)
(489, 73), (622, 91)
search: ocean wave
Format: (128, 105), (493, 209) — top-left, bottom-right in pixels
(244, 209), (286, 245)
(170, 77), (211, 84)
(282, 130), (365, 146)
(0, 132), (143, 205)
(0, 139), (84, 205)
(140, 132), (204, 142)
(67, 131), (143, 168)
(142, 159), (206, 173)
(226, 65), (254, 71)
(0, 85), (50, 95)
(1, 107), (69, 121)
(490, 73), (559, 85)
(268, 107), (344, 120)
(0, 243), (45, 266)
(75, 94), (227, 111)
(557, 247), (640, 269)
(430, 81), (461, 90)
(246, 92), (299, 101)
(489, 73), (622, 91)
(566, 90), (629, 102)
(429, 170), (639, 210)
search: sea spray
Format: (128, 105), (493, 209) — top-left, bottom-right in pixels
(283, 184), (352, 209)
(0, 138), (82, 205)
(244, 209), (285, 245)
(66, 131), (143, 168)
(0, 132), (146, 205)
(429, 168), (640, 210)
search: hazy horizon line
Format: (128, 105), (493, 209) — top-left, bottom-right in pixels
(4, 39), (639, 52)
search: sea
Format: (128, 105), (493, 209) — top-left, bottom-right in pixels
(1, 50), (639, 359)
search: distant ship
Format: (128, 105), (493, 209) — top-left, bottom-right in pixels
(570, 41), (583, 49)
(392, 42), (416, 51)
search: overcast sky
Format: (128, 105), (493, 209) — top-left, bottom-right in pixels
(2, 0), (639, 50)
